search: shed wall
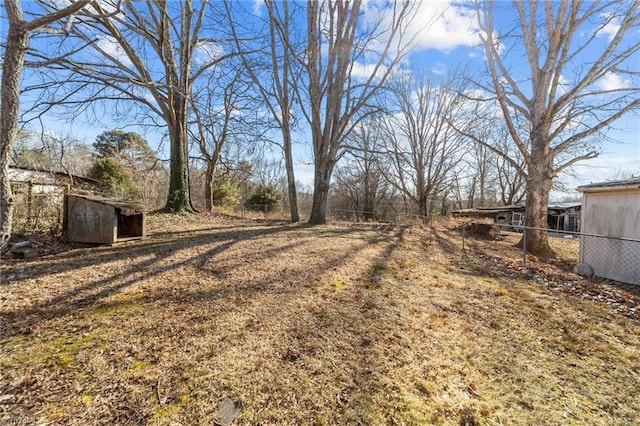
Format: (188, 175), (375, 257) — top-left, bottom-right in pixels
(580, 189), (640, 285)
(66, 196), (118, 244)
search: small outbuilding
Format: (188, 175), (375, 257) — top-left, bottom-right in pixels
(577, 178), (640, 285)
(452, 203), (581, 232)
(9, 166), (100, 190)
(547, 202), (581, 232)
(65, 194), (146, 244)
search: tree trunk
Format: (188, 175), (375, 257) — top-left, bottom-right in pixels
(1, 0), (91, 246)
(204, 163), (214, 212)
(283, 133), (299, 222)
(479, 172), (486, 207)
(362, 173), (375, 221)
(521, 171), (555, 258)
(363, 198), (375, 221)
(164, 125), (191, 213)
(423, 198), (431, 225)
(308, 164), (332, 225)
(0, 20), (28, 248)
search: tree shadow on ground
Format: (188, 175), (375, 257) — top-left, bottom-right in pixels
(1, 220), (417, 424)
(1, 222), (403, 336)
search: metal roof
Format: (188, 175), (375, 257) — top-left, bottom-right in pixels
(577, 177), (640, 192)
(8, 166), (99, 185)
(547, 202), (582, 209)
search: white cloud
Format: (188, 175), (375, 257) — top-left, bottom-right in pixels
(194, 41), (225, 66)
(94, 0), (119, 15)
(596, 71), (630, 91)
(94, 35), (132, 67)
(350, 62), (388, 80)
(558, 74), (569, 92)
(359, 0), (480, 59)
(596, 13), (621, 41)
(557, 155), (640, 196)
(252, 0), (264, 17)
(409, 1), (480, 52)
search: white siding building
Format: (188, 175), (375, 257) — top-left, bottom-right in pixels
(577, 178), (640, 285)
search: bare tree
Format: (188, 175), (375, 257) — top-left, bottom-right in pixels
(26, 0), (236, 213)
(190, 65), (255, 211)
(224, 0), (301, 222)
(493, 129), (526, 206)
(465, 123), (526, 208)
(40, 132), (94, 178)
(379, 70), (471, 221)
(11, 130), (94, 178)
(606, 168), (640, 181)
(469, 142), (497, 208)
(0, 0), (92, 248)
(334, 122), (393, 221)
(295, 0), (416, 224)
(473, 0), (640, 256)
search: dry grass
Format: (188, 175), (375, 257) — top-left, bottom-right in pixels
(1, 214), (639, 425)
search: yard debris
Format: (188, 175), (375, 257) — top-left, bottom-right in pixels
(11, 241), (31, 249)
(465, 222), (501, 240)
(1, 233), (91, 263)
(573, 262), (593, 277)
(453, 226), (640, 322)
(10, 241), (38, 260)
(214, 398), (243, 426)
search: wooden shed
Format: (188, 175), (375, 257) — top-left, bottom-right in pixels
(577, 178), (640, 285)
(65, 194), (146, 244)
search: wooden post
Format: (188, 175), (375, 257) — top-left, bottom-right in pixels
(462, 223), (466, 255)
(62, 184), (71, 232)
(27, 180), (33, 227)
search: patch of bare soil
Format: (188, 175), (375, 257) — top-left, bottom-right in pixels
(1, 214), (639, 425)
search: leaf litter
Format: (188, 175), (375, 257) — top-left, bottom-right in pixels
(1, 214), (639, 425)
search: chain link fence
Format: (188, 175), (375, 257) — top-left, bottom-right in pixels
(327, 198), (449, 224)
(215, 204), (444, 224)
(578, 231), (640, 285)
(461, 222), (640, 285)
(231, 204), (289, 221)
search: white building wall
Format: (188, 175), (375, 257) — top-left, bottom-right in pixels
(580, 189), (640, 285)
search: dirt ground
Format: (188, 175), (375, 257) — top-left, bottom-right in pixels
(1, 213), (639, 425)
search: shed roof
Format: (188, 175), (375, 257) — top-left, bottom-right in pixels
(547, 202), (581, 210)
(577, 177), (640, 193)
(68, 194), (145, 212)
(9, 166), (99, 186)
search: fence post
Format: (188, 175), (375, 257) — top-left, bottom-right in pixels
(462, 223), (466, 256)
(522, 228), (527, 265)
(429, 216), (433, 245)
(27, 181), (34, 227)
(61, 184), (71, 233)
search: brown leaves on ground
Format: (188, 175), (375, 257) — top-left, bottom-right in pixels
(1, 214), (639, 425)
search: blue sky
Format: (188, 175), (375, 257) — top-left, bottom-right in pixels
(292, 0), (639, 197)
(393, 1), (639, 194)
(5, 0), (640, 200)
